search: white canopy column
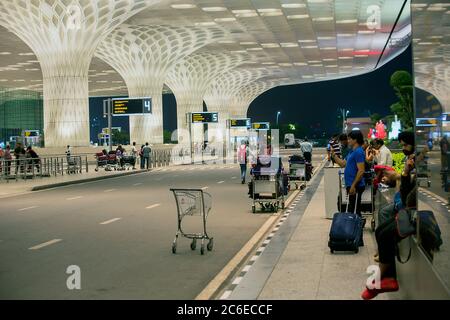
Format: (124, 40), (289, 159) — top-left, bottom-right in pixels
(0, 0), (157, 147)
(96, 24), (226, 145)
(166, 51), (247, 145)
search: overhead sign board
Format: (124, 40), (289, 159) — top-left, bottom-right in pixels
(112, 97), (152, 116)
(191, 112), (219, 123)
(252, 122), (270, 130)
(229, 118), (251, 128)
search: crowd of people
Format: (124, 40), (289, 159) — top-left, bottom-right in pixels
(0, 142), (41, 176)
(327, 130), (418, 299)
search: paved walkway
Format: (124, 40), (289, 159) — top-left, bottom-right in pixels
(228, 174), (403, 300)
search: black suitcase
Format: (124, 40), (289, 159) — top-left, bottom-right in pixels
(329, 194), (363, 254)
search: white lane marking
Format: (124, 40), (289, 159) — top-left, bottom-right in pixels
(100, 218), (122, 225)
(231, 177), (237, 179)
(104, 189), (116, 193)
(18, 206), (39, 212)
(232, 277), (243, 285)
(201, 186), (208, 190)
(263, 239), (271, 245)
(67, 196), (83, 201)
(242, 265), (252, 272)
(29, 239), (62, 250)
(250, 255), (259, 261)
(268, 232), (275, 237)
(273, 227), (279, 231)
(217, 181), (225, 184)
(220, 290), (232, 300)
(256, 247), (265, 253)
(146, 203), (161, 210)
(133, 183), (142, 186)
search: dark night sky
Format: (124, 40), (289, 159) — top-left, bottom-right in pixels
(248, 45), (413, 137)
(89, 45), (413, 141)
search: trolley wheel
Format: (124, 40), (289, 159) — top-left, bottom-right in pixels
(95, 168), (98, 172)
(282, 202), (285, 209)
(354, 247), (359, 254)
(330, 248), (334, 254)
(371, 219), (376, 232)
(427, 181), (431, 187)
(207, 239), (214, 251)
(172, 242), (177, 254)
(190, 239), (197, 251)
(252, 205), (256, 213)
(200, 245), (205, 255)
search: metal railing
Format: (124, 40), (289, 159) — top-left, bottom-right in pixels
(0, 155), (88, 183)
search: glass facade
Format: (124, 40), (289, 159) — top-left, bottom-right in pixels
(0, 88), (43, 147)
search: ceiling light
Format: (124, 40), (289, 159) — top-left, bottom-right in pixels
(0, 79), (8, 82)
(310, 64), (323, 67)
(302, 45), (318, 49)
(336, 19), (357, 24)
(215, 17), (236, 22)
(323, 58), (337, 61)
(25, 68), (39, 71)
(337, 33), (355, 37)
(308, 0), (331, 3)
(354, 55), (368, 57)
(194, 21), (217, 26)
(0, 52), (11, 55)
(260, 11), (283, 17)
(321, 47), (336, 50)
(217, 40), (235, 44)
(247, 47), (263, 51)
(325, 65), (338, 67)
(240, 42), (257, 45)
(338, 56), (353, 59)
(202, 7), (227, 12)
(287, 14), (309, 19)
(13, 79), (25, 82)
(294, 62), (308, 66)
(261, 43), (280, 48)
(171, 4), (196, 9)
(298, 39), (316, 43)
(279, 63), (293, 66)
(18, 53), (34, 56)
(313, 17), (334, 22)
(282, 4), (306, 8)
(303, 75), (313, 79)
(317, 36), (335, 40)
(358, 30), (375, 34)
(262, 62), (276, 65)
(234, 12), (258, 18)
(281, 42), (298, 47)
(340, 48), (354, 51)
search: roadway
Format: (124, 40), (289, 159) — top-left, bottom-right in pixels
(0, 149), (325, 299)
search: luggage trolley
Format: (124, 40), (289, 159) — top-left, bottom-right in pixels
(288, 155), (307, 190)
(337, 170), (376, 231)
(251, 173), (285, 213)
(170, 188), (214, 255)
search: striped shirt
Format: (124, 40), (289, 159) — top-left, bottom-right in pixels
(328, 139), (341, 157)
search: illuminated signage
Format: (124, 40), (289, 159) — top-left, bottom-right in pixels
(112, 97), (152, 116)
(416, 118), (438, 127)
(229, 118), (251, 128)
(191, 112), (219, 123)
(252, 122), (270, 130)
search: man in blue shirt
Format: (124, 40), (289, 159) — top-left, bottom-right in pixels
(332, 130), (366, 214)
(332, 130), (366, 247)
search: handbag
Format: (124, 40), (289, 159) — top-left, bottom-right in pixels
(395, 208), (416, 238)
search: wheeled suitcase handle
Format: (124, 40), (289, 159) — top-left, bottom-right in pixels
(345, 191), (360, 214)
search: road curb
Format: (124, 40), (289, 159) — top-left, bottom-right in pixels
(195, 158), (328, 300)
(31, 170), (147, 191)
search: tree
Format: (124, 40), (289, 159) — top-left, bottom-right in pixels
(389, 70), (414, 130)
(370, 113), (382, 126)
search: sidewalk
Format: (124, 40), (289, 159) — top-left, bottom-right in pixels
(0, 169), (146, 198)
(228, 173), (403, 300)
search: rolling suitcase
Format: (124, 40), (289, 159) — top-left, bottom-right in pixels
(328, 194), (363, 254)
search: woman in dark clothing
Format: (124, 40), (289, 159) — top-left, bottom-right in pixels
(361, 131), (416, 300)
